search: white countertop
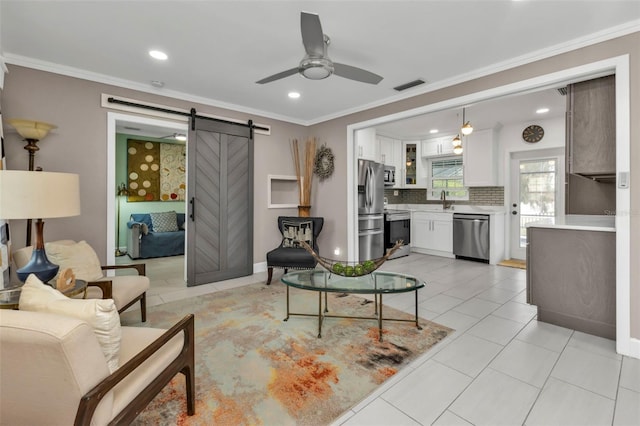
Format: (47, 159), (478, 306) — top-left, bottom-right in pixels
(525, 215), (616, 232)
(387, 204), (506, 215)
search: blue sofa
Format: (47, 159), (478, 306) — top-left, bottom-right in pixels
(127, 212), (186, 259)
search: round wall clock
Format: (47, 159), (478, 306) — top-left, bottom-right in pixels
(522, 125), (544, 143)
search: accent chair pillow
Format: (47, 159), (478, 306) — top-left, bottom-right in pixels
(45, 240), (104, 282)
(150, 211), (179, 233)
(281, 220), (314, 248)
(19, 274), (121, 373)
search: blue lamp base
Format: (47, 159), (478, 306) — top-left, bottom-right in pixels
(16, 248), (59, 284)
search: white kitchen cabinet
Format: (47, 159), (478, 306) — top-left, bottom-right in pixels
(421, 136), (456, 157)
(356, 128), (380, 161)
(378, 136), (395, 166)
(463, 129), (498, 186)
(411, 211), (453, 256)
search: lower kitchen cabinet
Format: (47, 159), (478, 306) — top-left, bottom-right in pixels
(411, 211), (453, 256)
(526, 226), (616, 339)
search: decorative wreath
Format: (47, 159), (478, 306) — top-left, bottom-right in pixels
(313, 144), (335, 181)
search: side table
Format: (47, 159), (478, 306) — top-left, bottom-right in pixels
(0, 280), (88, 310)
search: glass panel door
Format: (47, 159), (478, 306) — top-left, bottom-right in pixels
(510, 157), (558, 259)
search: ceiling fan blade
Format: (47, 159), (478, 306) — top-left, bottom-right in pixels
(256, 67), (299, 84)
(301, 12), (324, 57)
(333, 63), (383, 85)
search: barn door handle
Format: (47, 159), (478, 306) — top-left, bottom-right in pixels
(190, 197), (195, 221)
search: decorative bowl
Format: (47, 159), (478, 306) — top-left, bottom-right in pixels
(299, 240), (404, 277)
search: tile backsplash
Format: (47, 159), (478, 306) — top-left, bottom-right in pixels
(384, 187), (504, 206)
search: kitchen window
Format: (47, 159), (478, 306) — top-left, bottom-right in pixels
(427, 157), (468, 200)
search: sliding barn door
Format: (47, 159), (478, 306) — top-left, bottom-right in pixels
(186, 118), (253, 286)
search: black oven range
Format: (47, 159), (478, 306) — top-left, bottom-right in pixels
(384, 209), (411, 259)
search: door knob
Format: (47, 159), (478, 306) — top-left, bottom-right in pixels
(512, 211), (517, 215)
(512, 203), (517, 208)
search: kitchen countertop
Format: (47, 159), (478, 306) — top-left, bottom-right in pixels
(387, 204), (506, 215)
(525, 215), (616, 232)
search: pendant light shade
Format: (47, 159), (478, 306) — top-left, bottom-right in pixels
(453, 144), (463, 155)
(461, 108), (473, 136)
(451, 135), (461, 146)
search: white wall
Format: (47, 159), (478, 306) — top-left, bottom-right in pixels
(499, 115), (565, 257)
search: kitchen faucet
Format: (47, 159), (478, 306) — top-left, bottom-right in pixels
(440, 190), (451, 210)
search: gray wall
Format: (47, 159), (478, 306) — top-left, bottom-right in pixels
(1, 66), (311, 266)
(1, 32), (638, 338)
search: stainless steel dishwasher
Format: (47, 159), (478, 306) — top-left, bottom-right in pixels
(453, 213), (490, 262)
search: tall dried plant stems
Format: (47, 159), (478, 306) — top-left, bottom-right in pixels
(291, 138), (316, 206)
(303, 137), (316, 206)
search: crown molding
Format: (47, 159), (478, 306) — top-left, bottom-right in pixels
(307, 20), (640, 125)
(4, 20), (639, 127)
(2, 53), (308, 127)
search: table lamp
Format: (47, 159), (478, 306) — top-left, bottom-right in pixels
(0, 170), (80, 282)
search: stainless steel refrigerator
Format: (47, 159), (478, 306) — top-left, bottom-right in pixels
(358, 159), (385, 261)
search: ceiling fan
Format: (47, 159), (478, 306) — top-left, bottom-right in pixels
(256, 12), (383, 85)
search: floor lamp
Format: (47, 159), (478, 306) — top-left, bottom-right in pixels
(0, 170), (80, 283)
(6, 119), (57, 246)
(115, 182), (129, 257)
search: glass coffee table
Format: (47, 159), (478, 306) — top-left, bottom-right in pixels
(280, 270), (425, 341)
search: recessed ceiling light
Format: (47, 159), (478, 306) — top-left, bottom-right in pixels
(150, 80), (164, 88)
(149, 50), (168, 60)
(288, 92), (300, 99)
(536, 108), (550, 114)
(429, 129), (438, 134)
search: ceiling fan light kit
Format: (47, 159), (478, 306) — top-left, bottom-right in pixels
(299, 56), (334, 80)
(256, 12), (382, 85)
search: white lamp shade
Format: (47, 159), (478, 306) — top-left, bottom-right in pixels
(0, 171), (81, 219)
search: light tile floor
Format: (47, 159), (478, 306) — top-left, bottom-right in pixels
(117, 253), (640, 426)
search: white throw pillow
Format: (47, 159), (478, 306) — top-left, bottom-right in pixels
(19, 274), (121, 373)
(45, 240), (104, 282)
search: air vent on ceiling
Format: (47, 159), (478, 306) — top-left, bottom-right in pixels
(557, 87), (568, 96)
(394, 79), (426, 92)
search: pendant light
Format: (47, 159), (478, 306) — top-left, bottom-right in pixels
(461, 107), (473, 136)
(451, 111), (463, 154)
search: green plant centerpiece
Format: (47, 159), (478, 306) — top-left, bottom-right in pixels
(299, 240), (404, 277)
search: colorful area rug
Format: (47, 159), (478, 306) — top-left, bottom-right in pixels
(121, 281), (452, 425)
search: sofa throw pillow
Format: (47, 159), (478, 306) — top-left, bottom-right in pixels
(45, 240), (104, 282)
(150, 211), (179, 233)
(19, 274), (121, 373)
(281, 220), (314, 248)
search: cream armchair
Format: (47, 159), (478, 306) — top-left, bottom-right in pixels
(14, 240), (149, 322)
(0, 309), (195, 425)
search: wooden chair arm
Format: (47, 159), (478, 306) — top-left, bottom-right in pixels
(101, 263), (146, 276)
(87, 280), (113, 299)
(75, 314), (195, 425)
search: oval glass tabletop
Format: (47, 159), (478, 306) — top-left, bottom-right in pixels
(281, 269), (424, 294)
